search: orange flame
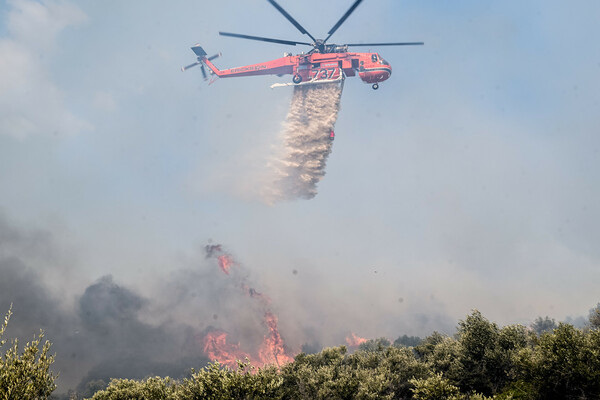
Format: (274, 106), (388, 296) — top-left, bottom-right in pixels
(346, 332), (368, 347)
(217, 254), (233, 275)
(203, 243), (295, 369)
(258, 311), (294, 367)
(202, 330), (250, 369)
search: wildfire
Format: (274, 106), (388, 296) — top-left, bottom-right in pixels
(202, 330), (250, 369)
(217, 254), (233, 275)
(346, 332), (368, 347)
(203, 244), (295, 369)
(258, 311), (294, 367)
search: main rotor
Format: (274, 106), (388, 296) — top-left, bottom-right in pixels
(219, 0), (423, 54)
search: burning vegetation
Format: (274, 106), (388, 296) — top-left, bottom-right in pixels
(202, 244), (295, 369)
(345, 332), (368, 347)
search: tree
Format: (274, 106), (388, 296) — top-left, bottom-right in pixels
(358, 338), (390, 353)
(0, 306), (57, 399)
(414, 331), (447, 360)
(455, 310), (501, 394)
(454, 311), (528, 396)
(527, 323), (600, 399)
(89, 377), (178, 400)
(393, 334), (422, 348)
(530, 316), (557, 335)
(588, 303), (600, 329)
(409, 373), (460, 400)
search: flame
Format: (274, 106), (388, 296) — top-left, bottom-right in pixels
(346, 332), (368, 347)
(202, 243), (295, 369)
(202, 330), (250, 369)
(258, 311), (294, 367)
(217, 254), (233, 275)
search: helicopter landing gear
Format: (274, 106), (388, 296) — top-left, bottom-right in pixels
(293, 74), (302, 84)
(372, 83), (379, 90)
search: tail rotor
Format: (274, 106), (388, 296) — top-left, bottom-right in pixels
(181, 47), (221, 81)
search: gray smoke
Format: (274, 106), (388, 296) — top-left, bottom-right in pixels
(0, 214), (301, 396)
(265, 81), (344, 202)
(0, 216), (209, 396)
(0, 214), (460, 397)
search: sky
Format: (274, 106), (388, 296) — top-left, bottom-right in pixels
(1, 0), (600, 389)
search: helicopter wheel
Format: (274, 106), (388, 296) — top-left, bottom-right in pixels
(293, 74), (302, 84)
(372, 83), (379, 90)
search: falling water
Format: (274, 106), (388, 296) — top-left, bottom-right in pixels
(265, 81), (344, 202)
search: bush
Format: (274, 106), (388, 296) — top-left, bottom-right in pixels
(527, 323), (600, 399)
(0, 306), (57, 399)
(409, 373), (461, 400)
(88, 377), (178, 400)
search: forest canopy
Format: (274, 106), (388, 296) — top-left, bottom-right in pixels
(2, 306), (600, 400)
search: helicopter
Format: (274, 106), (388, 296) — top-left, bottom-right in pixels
(182, 0), (423, 90)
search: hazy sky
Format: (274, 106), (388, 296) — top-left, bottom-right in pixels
(1, 0), (600, 343)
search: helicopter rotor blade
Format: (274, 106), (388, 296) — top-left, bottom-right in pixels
(200, 65), (208, 80)
(266, 0), (317, 43)
(207, 53), (221, 61)
(346, 42), (424, 47)
(324, 0), (363, 43)
(219, 31), (311, 46)
(181, 61), (201, 72)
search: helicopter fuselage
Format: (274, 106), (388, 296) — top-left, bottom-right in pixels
(201, 49), (391, 87)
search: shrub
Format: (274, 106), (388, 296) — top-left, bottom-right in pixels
(0, 306), (57, 399)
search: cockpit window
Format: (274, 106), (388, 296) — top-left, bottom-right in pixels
(371, 54), (378, 62)
(381, 59), (389, 66)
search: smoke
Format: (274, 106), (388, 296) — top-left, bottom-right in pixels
(0, 215), (299, 395)
(264, 81), (344, 202)
(0, 215), (209, 395)
(0, 214), (458, 396)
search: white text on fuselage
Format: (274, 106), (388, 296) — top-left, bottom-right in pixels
(230, 65), (268, 73)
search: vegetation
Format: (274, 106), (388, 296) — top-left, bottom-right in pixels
(2, 306), (600, 399)
(87, 309), (600, 400)
(0, 306), (57, 400)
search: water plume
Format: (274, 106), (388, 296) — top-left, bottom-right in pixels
(265, 81), (344, 202)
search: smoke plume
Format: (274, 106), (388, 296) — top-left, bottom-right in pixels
(265, 81), (344, 202)
(0, 214), (458, 396)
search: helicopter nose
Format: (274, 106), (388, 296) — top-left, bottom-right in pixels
(377, 65), (392, 82)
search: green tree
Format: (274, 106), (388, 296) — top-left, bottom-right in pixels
(588, 303), (600, 329)
(89, 377), (178, 400)
(422, 336), (462, 380)
(527, 323), (600, 399)
(178, 361), (282, 400)
(358, 338), (390, 353)
(455, 311), (528, 396)
(455, 310), (500, 394)
(393, 334), (422, 348)
(0, 306), (57, 400)
(374, 346), (429, 398)
(414, 331), (447, 360)
(279, 347), (358, 399)
(530, 316), (557, 335)
(409, 373), (461, 400)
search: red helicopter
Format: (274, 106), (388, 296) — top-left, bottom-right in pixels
(182, 0), (423, 90)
